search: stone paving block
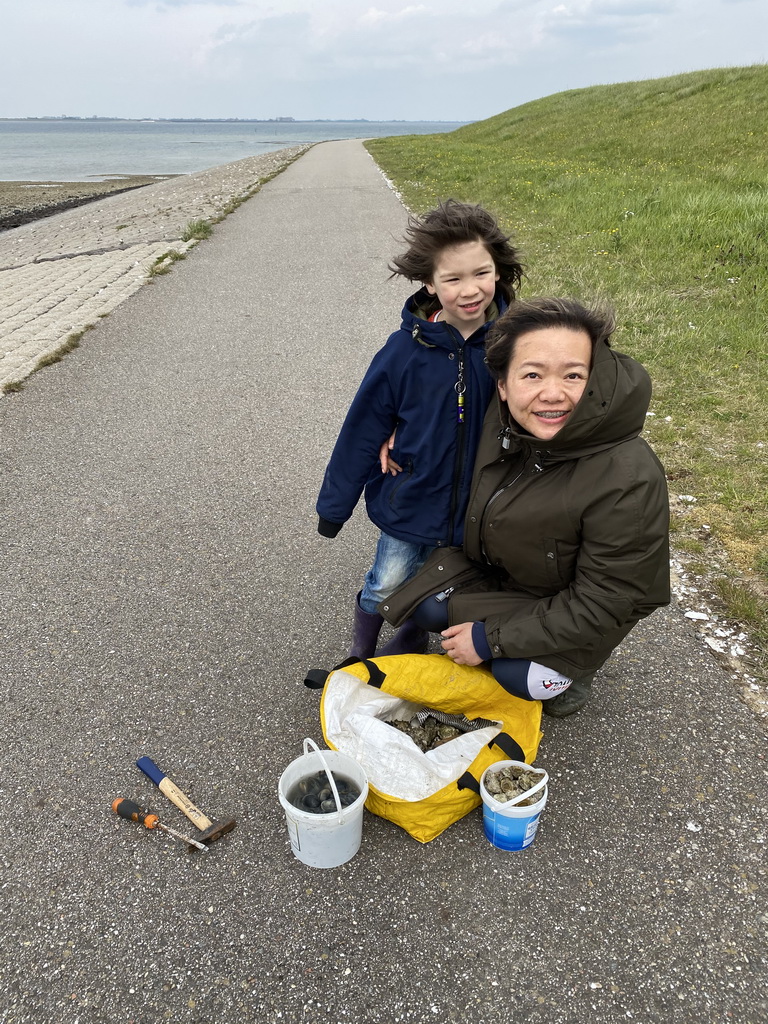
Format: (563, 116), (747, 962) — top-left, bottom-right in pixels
(0, 146), (309, 391)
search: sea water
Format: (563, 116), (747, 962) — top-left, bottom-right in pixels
(0, 119), (468, 182)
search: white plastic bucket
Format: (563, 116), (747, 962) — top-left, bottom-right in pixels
(480, 760), (549, 852)
(278, 738), (369, 868)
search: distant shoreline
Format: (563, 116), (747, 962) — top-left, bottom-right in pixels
(0, 122), (468, 220)
(1, 116), (466, 125)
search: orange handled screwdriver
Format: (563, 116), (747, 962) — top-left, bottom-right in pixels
(111, 798), (209, 853)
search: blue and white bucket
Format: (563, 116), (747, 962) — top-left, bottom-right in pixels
(479, 761), (549, 852)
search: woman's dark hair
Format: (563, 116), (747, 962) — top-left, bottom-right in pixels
(389, 198), (524, 305)
(485, 297), (616, 381)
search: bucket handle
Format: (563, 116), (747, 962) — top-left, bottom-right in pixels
(503, 769), (549, 807)
(302, 738), (344, 821)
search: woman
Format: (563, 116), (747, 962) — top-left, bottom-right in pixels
(379, 297), (670, 718)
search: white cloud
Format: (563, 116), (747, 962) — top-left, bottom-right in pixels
(359, 5), (429, 25)
(1, 0), (766, 120)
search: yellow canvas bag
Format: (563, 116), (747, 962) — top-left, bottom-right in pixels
(305, 654), (543, 843)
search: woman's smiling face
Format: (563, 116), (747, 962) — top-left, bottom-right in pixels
(498, 326), (592, 440)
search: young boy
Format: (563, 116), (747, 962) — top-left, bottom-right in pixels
(316, 199), (524, 659)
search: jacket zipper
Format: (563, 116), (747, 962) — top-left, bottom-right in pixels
(479, 470), (523, 562)
(477, 447), (545, 561)
(447, 337), (466, 543)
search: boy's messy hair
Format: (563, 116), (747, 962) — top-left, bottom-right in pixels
(389, 198), (524, 305)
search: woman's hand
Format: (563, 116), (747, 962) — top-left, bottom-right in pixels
(379, 431), (402, 475)
(380, 449), (403, 475)
(440, 623), (482, 665)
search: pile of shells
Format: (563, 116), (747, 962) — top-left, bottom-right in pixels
(387, 715), (462, 752)
(288, 771), (361, 814)
(483, 764), (545, 806)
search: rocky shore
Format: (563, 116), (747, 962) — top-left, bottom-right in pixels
(0, 175), (179, 232)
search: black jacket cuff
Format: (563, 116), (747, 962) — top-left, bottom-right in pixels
(318, 517), (343, 538)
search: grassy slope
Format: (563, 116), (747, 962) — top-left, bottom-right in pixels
(366, 65), (768, 653)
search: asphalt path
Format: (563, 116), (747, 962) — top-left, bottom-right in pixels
(1, 140), (766, 1024)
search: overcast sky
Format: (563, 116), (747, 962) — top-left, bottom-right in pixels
(3, 0), (766, 122)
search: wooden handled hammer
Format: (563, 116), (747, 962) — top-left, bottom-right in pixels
(136, 756), (237, 848)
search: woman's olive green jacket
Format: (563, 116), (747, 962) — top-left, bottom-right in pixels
(380, 337), (671, 679)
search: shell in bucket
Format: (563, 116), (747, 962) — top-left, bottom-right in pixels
(479, 760), (548, 851)
(278, 738), (368, 869)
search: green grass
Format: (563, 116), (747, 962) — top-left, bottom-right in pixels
(148, 249), (187, 277)
(366, 64), (768, 657)
(3, 326), (94, 392)
(35, 326), (91, 369)
(181, 218), (213, 242)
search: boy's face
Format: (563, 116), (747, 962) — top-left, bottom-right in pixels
(426, 240), (500, 338)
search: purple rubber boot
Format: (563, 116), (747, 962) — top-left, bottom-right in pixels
(347, 592), (384, 661)
(376, 618), (430, 657)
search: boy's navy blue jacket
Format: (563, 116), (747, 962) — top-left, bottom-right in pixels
(316, 287), (505, 547)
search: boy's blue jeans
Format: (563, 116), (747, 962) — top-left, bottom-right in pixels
(359, 532), (434, 615)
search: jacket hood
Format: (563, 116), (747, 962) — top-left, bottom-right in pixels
(495, 338), (652, 461)
(402, 286), (505, 350)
